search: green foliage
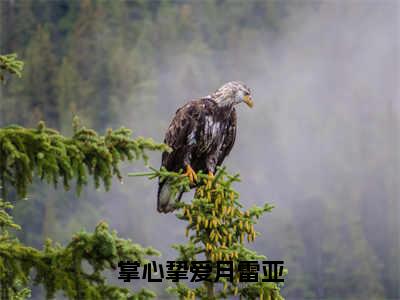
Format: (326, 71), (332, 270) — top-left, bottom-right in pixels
(0, 119), (167, 298)
(0, 199), (160, 300)
(130, 167), (286, 299)
(0, 117), (167, 299)
(0, 200), (21, 232)
(0, 118), (170, 199)
(0, 54), (24, 82)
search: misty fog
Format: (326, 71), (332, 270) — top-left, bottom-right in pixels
(1, 1), (398, 299)
(115, 2), (399, 299)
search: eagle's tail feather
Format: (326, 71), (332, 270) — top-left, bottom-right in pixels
(157, 179), (183, 213)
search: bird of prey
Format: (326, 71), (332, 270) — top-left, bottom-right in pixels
(157, 81), (253, 213)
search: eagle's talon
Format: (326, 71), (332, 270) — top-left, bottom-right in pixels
(184, 164), (197, 184)
(206, 171), (214, 188)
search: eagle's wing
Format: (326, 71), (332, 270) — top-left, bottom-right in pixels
(158, 100), (202, 213)
(161, 100), (202, 172)
(217, 108), (237, 166)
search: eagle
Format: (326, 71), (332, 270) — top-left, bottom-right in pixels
(157, 81), (253, 213)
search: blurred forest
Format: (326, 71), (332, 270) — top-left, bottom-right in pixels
(0, 0), (399, 299)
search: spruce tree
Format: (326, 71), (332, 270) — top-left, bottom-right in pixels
(0, 117), (168, 299)
(130, 167), (286, 300)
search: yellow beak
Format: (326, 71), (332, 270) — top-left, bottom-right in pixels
(243, 95), (254, 108)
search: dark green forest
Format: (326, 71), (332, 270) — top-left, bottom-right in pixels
(0, 1), (399, 299)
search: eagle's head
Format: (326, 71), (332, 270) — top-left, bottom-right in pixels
(212, 81), (254, 108)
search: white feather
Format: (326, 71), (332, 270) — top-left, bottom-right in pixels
(188, 130), (196, 145)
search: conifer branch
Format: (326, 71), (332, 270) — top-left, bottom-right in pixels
(0, 119), (170, 199)
(0, 53), (24, 81)
(0, 204), (160, 299)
